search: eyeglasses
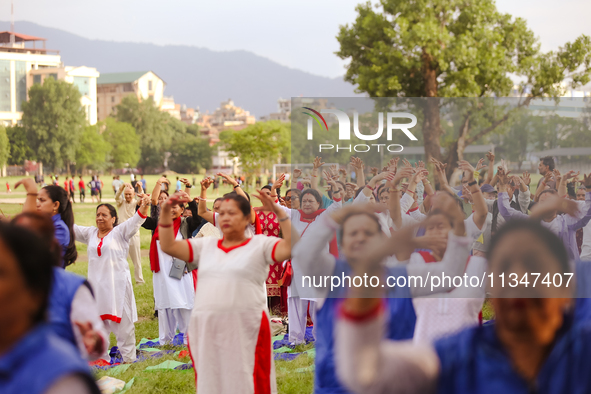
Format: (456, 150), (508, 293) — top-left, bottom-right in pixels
(285, 196), (292, 201)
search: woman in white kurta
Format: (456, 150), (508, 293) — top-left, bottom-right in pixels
(159, 191), (292, 394)
(74, 196), (150, 362)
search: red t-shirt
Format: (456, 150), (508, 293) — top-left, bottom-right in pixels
(79, 180), (85, 190)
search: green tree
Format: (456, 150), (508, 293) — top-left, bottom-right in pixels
(219, 121), (290, 178)
(101, 118), (140, 169)
(6, 125), (34, 165)
(337, 0), (591, 175)
(168, 134), (213, 174)
(116, 96), (187, 171)
(21, 77), (86, 171)
(0, 126), (9, 168)
(75, 125), (112, 171)
(186, 124), (201, 137)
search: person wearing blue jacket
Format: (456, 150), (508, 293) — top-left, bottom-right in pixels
(293, 191), (472, 393)
(0, 222), (99, 394)
(335, 219), (590, 394)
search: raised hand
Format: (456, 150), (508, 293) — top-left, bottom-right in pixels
(339, 168), (347, 176)
(14, 178), (38, 194)
(521, 171), (531, 186)
(350, 157), (364, 171)
(167, 191), (191, 206)
(486, 151), (495, 163)
(552, 169), (562, 185)
(273, 173), (286, 190)
(475, 158), (486, 172)
(313, 156), (325, 170)
(369, 167), (379, 176)
(293, 168), (302, 179)
(201, 177), (214, 191)
(458, 160), (476, 183)
(253, 190), (281, 214)
(139, 194), (151, 207)
(402, 158), (412, 168)
(158, 176), (170, 185)
(584, 173), (591, 188)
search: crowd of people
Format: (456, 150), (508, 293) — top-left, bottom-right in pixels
(2, 152), (591, 393)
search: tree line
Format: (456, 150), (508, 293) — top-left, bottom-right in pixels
(2, 77), (213, 174)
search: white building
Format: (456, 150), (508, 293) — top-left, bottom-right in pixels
(0, 31), (99, 125)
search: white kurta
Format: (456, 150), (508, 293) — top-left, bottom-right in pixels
(153, 231), (195, 311)
(186, 235), (282, 394)
(74, 211), (146, 323)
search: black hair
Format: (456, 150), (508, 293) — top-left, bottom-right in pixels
(376, 183), (388, 202)
(487, 219), (569, 274)
(328, 181), (346, 200)
(221, 194), (251, 217)
(0, 222), (55, 324)
(243, 191), (251, 202)
(213, 197), (223, 205)
(540, 157), (555, 171)
(300, 188), (323, 209)
(41, 185), (77, 266)
(287, 188), (301, 198)
(12, 212), (62, 267)
(160, 190), (169, 198)
(567, 182), (576, 200)
(339, 211), (384, 240)
(262, 185), (272, 192)
(96, 203), (119, 226)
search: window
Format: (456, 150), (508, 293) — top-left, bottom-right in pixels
(123, 83), (133, 92)
(48, 73), (58, 80)
(0, 60), (10, 112)
(72, 77), (90, 96)
(15, 62), (26, 111)
(33, 75), (42, 85)
(111, 96), (115, 103)
(112, 106), (115, 112)
(148, 80), (153, 91)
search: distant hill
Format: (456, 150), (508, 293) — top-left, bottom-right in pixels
(1, 21), (361, 117)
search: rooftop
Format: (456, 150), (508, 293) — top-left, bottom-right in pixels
(0, 31), (46, 43)
(97, 71), (150, 85)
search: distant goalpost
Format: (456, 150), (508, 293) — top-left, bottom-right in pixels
(272, 163), (340, 182)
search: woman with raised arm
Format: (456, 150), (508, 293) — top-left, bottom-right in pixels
(73, 195), (150, 363)
(15, 178), (78, 267)
(292, 192), (472, 394)
(288, 170), (343, 344)
(198, 176), (259, 237)
(159, 191), (291, 394)
(141, 190), (197, 344)
(335, 219), (591, 394)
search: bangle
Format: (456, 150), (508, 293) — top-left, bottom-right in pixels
(234, 185), (240, 189)
(406, 189), (415, 195)
(311, 175), (318, 177)
(471, 189), (481, 194)
(468, 180), (477, 187)
(27, 193), (38, 196)
(278, 216), (289, 222)
(365, 185), (375, 191)
(159, 223), (172, 228)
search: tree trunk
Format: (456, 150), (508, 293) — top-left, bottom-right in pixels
(444, 114), (471, 180)
(421, 50), (443, 187)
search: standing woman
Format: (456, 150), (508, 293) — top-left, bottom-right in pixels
(141, 190), (199, 343)
(15, 178), (77, 267)
(159, 191), (292, 394)
(74, 195), (150, 363)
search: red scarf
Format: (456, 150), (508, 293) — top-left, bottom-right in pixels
(150, 216), (182, 273)
(297, 209), (339, 257)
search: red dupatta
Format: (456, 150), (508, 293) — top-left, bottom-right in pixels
(150, 216), (182, 273)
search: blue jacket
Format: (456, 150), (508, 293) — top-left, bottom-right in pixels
(314, 260), (416, 394)
(49, 267), (90, 347)
(0, 325), (99, 394)
(435, 315), (591, 394)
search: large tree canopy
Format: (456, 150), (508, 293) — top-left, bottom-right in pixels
(337, 0), (591, 175)
(100, 118), (140, 169)
(5, 125), (33, 165)
(219, 121), (290, 178)
(75, 125), (111, 171)
(115, 96), (186, 171)
(21, 77), (86, 171)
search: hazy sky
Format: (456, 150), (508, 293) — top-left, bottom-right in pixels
(5, 0), (591, 78)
